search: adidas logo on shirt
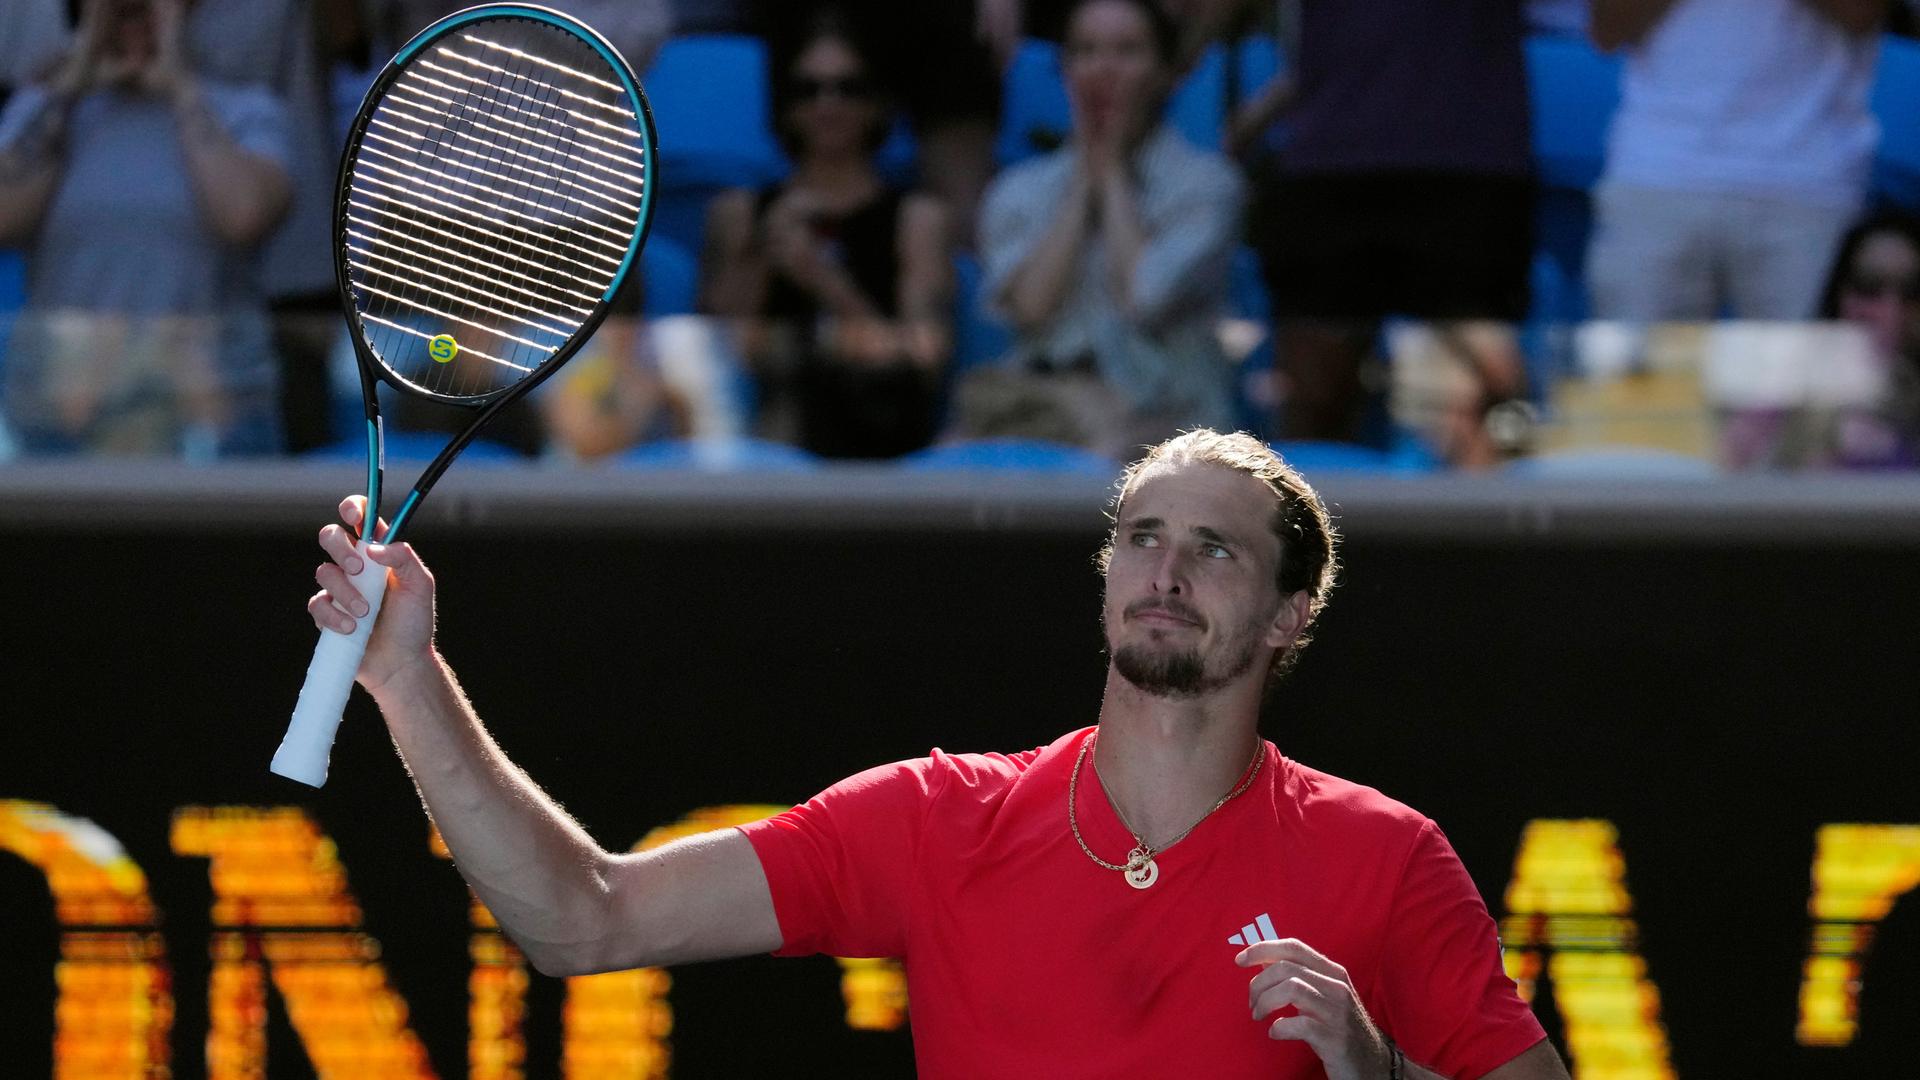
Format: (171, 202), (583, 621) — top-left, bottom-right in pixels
(1227, 912), (1279, 947)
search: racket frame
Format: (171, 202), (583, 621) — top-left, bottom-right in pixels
(333, 2), (658, 544)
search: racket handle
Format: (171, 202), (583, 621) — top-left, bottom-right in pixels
(271, 542), (391, 787)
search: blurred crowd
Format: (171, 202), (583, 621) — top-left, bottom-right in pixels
(1, 0), (1917, 471)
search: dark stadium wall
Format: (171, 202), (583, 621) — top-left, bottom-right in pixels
(1, 524), (1914, 1078)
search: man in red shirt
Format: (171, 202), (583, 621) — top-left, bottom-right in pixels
(310, 429), (1568, 1079)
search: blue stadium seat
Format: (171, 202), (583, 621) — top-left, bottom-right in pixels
(642, 35), (787, 191)
(951, 251), (1013, 373)
(1166, 45), (1226, 150)
(0, 249), (24, 314)
(1525, 34), (1622, 193)
(1233, 34), (1283, 92)
(1523, 34), (1622, 331)
(304, 431), (525, 464)
(615, 436), (821, 471)
(641, 35), (789, 248)
(999, 40), (1071, 167)
(1871, 33), (1920, 211)
(640, 234), (698, 316)
(1228, 245), (1269, 321)
(902, 438), (1117, 474)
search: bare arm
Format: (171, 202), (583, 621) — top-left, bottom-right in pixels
(311, 497), (783, 976)
(168, 78), (293, 246)
(997, 165), (1097, 331)
(698, 187), (768, 317)
(0, 0), (107, 244)
(1798, 0), (1893, 34)
(1588, 0), (1681, 49)
(0, 87), (78, 244)
(893, 192), (954, 370)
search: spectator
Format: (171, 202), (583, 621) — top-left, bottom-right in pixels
(1224, 0), (1533, 457)
(1717, 212), (1920, 468)
(757, 0), (1005, 249)
(0, 0), (292, 457)
(700, 7), (954, 459)
(1823, 212), (1920, 464)
(1586, 0), (1890, 322)
(970, 0), (1242, 457)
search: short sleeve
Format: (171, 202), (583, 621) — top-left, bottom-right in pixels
(736, 756), (942, 959)
(1375, 820), (1547, 1080)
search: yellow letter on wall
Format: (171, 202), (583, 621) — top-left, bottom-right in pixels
(1501, 819), (1674, 1080)
(171, 807), (437, 1080)
(0, 801), (172, 1080)
(1797, 824), (1920, 1046)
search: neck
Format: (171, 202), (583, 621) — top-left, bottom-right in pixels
(790, 153), (878, 199)
(1090, 670), (1265, 848)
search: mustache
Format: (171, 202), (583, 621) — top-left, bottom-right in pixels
(1124, 598), (1205, 627)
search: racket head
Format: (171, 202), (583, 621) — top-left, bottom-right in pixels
(334, 3), (657, 407)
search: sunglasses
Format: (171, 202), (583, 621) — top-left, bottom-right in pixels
(789, 75), (877, 102)
(1844, 272), (1920, 302)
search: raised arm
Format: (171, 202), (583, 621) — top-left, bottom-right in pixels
(893, 192), (955, 370)
(0, 0), (109, 244)
(145, 0), (290, 246)
(309, 496), (784, 975)
(0, 86), (78, 244)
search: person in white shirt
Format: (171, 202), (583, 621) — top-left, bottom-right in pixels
(1585, 0), (1890, 320)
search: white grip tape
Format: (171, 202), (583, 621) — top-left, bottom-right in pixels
(271, 540), (391, 787)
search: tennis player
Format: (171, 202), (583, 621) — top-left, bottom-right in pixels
(309, 428), (1568, 1079)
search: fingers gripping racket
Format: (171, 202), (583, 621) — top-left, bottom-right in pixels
(271, 3), (656, 786)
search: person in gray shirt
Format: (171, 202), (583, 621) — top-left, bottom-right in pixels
(0, 0), (292, 457)
(972, 0), (1244, 458)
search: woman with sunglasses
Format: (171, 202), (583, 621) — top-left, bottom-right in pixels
(1723, 211), (1920, 469)
(700, 8), (954, 459)
(1817, 211), (1920, 466)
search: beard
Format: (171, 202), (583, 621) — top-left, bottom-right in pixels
(1111, 626), (1263, 699)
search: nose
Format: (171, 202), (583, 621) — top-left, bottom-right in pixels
(1150, 545), (1186, 596)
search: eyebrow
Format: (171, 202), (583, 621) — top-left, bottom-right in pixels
(1124, 517), (1246, 551)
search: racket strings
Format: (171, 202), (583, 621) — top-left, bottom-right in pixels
(344, 16), (648, 400)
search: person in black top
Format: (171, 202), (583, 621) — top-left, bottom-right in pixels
(700, 6), (954, 458)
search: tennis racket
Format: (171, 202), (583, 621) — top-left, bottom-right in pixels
(270, 3), (657, 786)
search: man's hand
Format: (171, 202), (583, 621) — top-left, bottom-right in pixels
(309, 495), (438, 696)
(1238, 938), (1393, 1080)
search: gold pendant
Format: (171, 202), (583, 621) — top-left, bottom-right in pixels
(1125, 847), (1158, 890)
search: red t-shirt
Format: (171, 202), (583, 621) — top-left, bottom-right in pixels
(739, 727), (1545, 1079)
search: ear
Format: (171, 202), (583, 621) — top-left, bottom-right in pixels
(1264, 589), (1311, 651)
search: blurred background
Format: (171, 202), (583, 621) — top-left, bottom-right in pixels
(2, 0), (1918, 1077)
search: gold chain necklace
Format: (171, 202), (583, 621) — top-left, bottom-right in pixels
(1068, 731), (1264, 890)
